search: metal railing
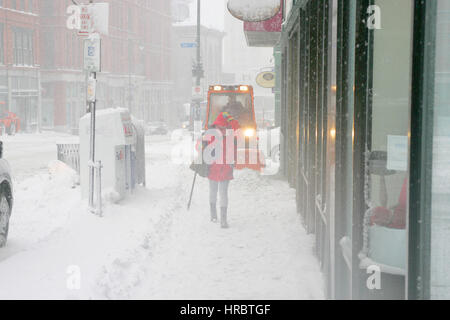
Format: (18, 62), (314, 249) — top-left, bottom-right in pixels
(57, 143), (80, 174)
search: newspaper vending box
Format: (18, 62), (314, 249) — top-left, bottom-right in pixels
(79, 108), (146, 201)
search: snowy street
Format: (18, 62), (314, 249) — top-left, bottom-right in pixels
(0, 132), (324, 300)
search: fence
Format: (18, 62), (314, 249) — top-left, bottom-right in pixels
(57, 143), (80, 174)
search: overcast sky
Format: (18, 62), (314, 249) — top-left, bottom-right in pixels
(186, 0), (226, 31)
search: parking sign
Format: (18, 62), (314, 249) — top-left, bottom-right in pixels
(84, 37), (101, 72)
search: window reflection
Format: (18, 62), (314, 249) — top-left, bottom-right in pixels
(361, 0), (413, 277)
(430, 0), (450, 300)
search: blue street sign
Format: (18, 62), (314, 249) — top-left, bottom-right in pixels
(181, 42), (198, 48)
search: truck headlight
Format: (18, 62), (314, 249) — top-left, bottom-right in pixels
(244, 128), (255, 137)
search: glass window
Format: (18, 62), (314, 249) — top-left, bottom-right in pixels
(362, 0), (413, 280)
(338, 0), (356, 251)
(208, 93), (253, 127)
(335, 1), (357, 279)
(430, 0), (450, 300)
(13, 28), (33, 66)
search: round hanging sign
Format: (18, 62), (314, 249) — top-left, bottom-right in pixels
(256, 71), (276, 88)
(227, 0), (281, 22)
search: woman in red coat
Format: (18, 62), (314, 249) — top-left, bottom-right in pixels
(205, 106), (240, 228)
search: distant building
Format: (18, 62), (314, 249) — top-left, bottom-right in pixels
(39, 0), (174, 133)
(171, 23), (225, 122)
(0, 1), (41, 132)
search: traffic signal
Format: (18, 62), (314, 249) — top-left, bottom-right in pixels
(192, 62), (204, 78)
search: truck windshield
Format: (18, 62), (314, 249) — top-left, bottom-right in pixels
(208, 93), (254, 128)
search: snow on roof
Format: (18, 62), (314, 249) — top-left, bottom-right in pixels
(228, 0), (281, 22)
(80, 107), (130, 121)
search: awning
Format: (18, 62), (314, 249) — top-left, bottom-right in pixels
(243, 1), (283, 47)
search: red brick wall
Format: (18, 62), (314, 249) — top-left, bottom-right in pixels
(38, 0), (172, 79)
(53, 81), (66, 127)
(0, 1), (41, 68)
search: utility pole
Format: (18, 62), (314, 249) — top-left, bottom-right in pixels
(192, 0), (204, 124)
(67, 0), (107, 216)
(85, 0), (102, 216)
(196, 0), (202, 87)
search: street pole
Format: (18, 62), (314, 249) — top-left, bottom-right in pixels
(194, 0), (203, 121)
(88, 1), (96, 211)
(88, 71), (97, 210)
(196, 0), (201, 87)
(86, 0), (102, 216)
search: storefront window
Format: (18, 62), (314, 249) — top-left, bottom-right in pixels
(430, 0), (450, 300)
(360, 0), (413, 281)
(340, 0), (356, 245)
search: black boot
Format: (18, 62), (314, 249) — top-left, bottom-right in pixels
(210, 203), (218, 223)
(220, 207), (229, 229)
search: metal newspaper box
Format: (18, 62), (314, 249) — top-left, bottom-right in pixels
(79, 108), (145, 201)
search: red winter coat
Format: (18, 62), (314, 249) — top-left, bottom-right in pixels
(205, 112), (240, 182)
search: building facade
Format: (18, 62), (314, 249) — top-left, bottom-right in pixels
(231, 0), (450, 300)
(0, 0), (41, 132)
(278, 0), (450, 299)
(38, 0), (173, 133)
(171, 23), (224, 123)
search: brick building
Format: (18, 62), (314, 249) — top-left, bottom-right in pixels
(0, 0), (41, 132)
(38, 0), (174, 133)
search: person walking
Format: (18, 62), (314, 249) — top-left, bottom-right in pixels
(205, 106), (240, 228)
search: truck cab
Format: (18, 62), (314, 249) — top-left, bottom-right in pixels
(206, 85), (265, 172)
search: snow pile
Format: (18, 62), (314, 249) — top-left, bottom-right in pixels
(2, 131), (78, 181)
(48, 160), (79, 187)
(228, 0), (281, 22)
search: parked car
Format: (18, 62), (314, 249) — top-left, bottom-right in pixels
(0, 141), (13, 247)
(0, 111), (20, 136)
(145, 121), (168, 135)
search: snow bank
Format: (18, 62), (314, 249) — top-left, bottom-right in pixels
(228, 0), (281, 22)
(48, 160), (79, 187)
(2, 131), (78, 181)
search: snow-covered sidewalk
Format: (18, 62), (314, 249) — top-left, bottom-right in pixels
(135, 169), (325, 300)
(0, 132), (324, 299)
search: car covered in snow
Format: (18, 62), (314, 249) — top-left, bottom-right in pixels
(0, 141), (13, 247)
(0, 110), (20, 136)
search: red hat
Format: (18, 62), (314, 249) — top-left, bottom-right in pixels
(213, 112), (240, 130)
